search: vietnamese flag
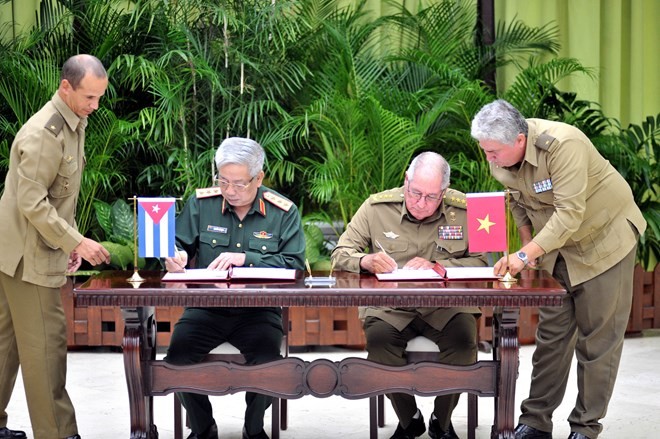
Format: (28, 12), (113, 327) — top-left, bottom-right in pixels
(466, 192), (507, 252)
(137, 197), (176, 258)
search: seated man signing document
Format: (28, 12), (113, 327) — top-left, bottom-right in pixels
(331, 152), (488, 439)
(163, 137), (305, 439)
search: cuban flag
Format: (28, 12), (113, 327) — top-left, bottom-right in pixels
(137, 197), (176, 258)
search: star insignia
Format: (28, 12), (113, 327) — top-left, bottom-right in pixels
(477, 214), (496, 234)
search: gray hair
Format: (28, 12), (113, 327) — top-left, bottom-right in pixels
(405, 151), (451, 190)
(61, 54), (107, 89)
(471, 99), (528, 145)
(214, 137), (265, 177)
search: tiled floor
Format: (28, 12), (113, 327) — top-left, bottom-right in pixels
(5, 330), (660, 438)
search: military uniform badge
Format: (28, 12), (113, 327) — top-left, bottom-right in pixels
(438, 225), (463, 240)
(533, 178), (553, 193)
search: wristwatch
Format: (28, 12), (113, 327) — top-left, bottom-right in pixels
(516, 251), (529, 266)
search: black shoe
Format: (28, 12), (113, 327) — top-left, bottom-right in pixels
(389, 411), (426, 439)
(187, 422), (218, 439)
(568, 433), (590, 439)
(0, 428), (26, 439)
(514, 424), (552, 439)
(242, 427), (269, 439)
(428, 417), (459, 439)
(64, 436), (81, 439)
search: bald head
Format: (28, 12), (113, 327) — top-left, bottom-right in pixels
(61, 54), (107, 90)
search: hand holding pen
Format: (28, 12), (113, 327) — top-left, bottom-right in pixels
(360, 240), (397, 274)
(164, 249), (188, 273)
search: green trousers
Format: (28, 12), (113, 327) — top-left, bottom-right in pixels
(363, 313), (477, 431)
(519, 248), (636, 438)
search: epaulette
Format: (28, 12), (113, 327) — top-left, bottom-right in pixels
(443, 188), (467, 209)
(44, 113), (65, 137)
(195, 187), (223, 199)
(263, 191), (293, 212)
(369, 188), (404, 205)
(535, 133), (557, 151)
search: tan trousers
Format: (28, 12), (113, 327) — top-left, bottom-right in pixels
(518, 247), (636, 438)
(0, 261), (77, 439)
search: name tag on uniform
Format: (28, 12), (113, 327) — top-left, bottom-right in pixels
(438, 225), (463, 240)
(207, 225), (227, 233)
(533, 178), (552, 193)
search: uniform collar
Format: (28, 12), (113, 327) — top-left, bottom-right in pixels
(52, 92), (85, 132)
(221, 186), (268, 217)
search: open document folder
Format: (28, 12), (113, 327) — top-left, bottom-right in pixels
(375, 264), (501, 281)
(162, 266), (297, 282)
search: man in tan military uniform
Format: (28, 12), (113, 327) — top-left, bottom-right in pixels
(0, 55), (111, 439)
(332, 152), (488, 439)
(471, 99), (646, 439)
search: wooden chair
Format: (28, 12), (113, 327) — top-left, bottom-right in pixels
(369, 335), (478, 439)
(173, 308), (289, 439)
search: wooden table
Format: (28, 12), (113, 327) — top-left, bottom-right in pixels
(75, 269), (565, 439)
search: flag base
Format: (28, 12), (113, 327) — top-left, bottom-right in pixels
(501, 271), (518, 284)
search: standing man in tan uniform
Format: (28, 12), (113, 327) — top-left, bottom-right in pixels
(332, 152), (488, 439)
(0, 55), (111, 439)
(471, 99), (646, 439)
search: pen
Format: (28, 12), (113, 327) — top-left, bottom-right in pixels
(375, 240), (389, 256)
(329, 259), (336, 279)
(305, 258), (314, 279)
(174, 248), (186, 273)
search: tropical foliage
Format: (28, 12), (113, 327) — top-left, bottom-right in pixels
(0, 0), (656, 270)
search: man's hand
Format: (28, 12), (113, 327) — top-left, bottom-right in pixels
(360, 252), (397, 274)
(66, 251), (82, 273)
(74, 237), (111, 266)
(208, 252), (246, 271)
(402, 257), (434, 270)
(164, 250), (188, 273)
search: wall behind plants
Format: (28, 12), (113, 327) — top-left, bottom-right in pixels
(496, 0), (660, 128)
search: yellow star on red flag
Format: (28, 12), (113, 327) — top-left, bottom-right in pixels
(476, 214), (496, 234)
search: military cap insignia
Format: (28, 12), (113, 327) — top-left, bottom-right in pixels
(44, 113), (65, 136)
(253, 231), (273, 239)
(196, 186), (223, 198)
(535, 133), (557, 150)
(438, 225), (463, 240)
(263, 191), (293, 211)
(443, 189), (467, 209)
(383, 231), (399, 239)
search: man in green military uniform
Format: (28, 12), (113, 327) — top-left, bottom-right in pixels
(163, 137), (305, 439)
(471, 99), (646, 439)
(331, 152), (488, 439)
(0, 55), (111, 439)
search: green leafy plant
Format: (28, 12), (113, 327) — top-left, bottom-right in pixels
(93, 199), (152, 270)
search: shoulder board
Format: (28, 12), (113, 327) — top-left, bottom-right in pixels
(369, 188), (404, 205)
(443, 189), (467, 209)
(44, 113), (65, 137)
(263, 191), (293, 212)
(195, 187), (223, 199)
(535, 133), (557, 151)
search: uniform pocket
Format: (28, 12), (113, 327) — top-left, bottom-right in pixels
(48, 157), (79, 199)
(200, 231), (230, 249)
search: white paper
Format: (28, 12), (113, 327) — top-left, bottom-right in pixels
(375, 266), (500, 281)
(161, 267), (296, 282)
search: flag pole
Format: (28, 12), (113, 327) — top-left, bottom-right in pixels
(501, 189), (517, 283)
(127, 196), (145, 283)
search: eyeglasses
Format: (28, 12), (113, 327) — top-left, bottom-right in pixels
(214, 177), (255, 192)
(406, 186), (444, 203)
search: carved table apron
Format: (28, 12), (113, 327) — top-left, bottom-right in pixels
(75, 270), (565, 439)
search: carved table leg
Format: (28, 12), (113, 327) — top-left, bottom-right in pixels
(491, 307), (519, 439)
(122, 307), (158, 439)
